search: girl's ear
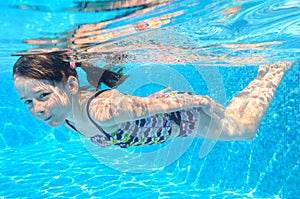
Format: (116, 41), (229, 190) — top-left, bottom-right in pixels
(67, 76), (79, 95)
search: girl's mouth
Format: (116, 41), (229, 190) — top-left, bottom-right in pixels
(44, 116), (52, 121)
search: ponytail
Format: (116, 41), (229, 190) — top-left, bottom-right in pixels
(78, 62), (128, 89)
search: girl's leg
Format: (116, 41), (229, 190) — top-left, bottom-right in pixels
(221, 61), (295, 140)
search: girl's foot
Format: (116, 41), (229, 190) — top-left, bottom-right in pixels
(257, 61), (295, 79)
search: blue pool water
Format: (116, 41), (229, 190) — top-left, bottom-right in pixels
(0, 0), (299, 198)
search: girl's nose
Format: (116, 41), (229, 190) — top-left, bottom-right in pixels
(32, 100), (45, 118)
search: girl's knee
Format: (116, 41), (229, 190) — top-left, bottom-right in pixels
(222, 116), (258, 141)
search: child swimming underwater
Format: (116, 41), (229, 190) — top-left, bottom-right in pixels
(13, 52), (295, 148)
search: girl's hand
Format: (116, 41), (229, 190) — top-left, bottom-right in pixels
(148, 87), (172, 98)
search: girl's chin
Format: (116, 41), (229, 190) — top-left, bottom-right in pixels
(47, 120), (63, 127)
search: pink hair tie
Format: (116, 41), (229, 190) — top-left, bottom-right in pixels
(70, 61), (77, 69)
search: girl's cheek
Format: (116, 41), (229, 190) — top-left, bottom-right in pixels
(54, 91), (70, 105)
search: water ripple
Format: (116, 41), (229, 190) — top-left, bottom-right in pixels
(232, 0), (300, 38)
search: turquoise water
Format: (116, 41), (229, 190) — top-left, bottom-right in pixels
(1, 0), (299, 198)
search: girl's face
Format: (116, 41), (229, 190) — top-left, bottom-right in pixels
(14, 76), (73, 127)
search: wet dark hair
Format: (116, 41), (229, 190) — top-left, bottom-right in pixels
(13, 51), (128, 89)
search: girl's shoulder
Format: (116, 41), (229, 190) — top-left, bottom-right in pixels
(87, 89), (126, 126)
(91, 89), (123, 102)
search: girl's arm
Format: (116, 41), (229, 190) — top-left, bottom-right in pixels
(89, 89), (225, 126)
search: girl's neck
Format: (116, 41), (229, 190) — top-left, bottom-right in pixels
(67, 90), (96, 123)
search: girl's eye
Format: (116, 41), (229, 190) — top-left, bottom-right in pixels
(24, 100), (32, 105)
(39, 93), (50, 99)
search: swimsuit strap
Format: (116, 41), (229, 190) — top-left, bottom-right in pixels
(65, 119), (78, 131)
(86, 89), (112, 139)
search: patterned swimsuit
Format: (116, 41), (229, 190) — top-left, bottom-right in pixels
(66, 90), (200, 148)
